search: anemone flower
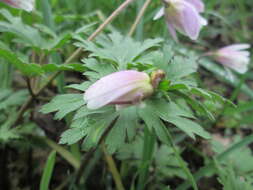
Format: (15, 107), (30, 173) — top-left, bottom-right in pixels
(0, 0), (34, 12)
(154, 0), (207, 41)
(206, 44), (251, 74)
(84, 70), (154, 109)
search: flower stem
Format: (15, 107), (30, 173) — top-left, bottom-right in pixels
(102, 143), (125, 190)
(160, 124), (198, 190)
(137, 127), (156, 190)
(75, 117), (119, 184)
(89, 0), (135, 41)
(128, 0), (152, 36)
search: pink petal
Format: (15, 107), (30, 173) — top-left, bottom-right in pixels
(218, 57), (248, 74)
(166, 21), (178, 41)
(84, 70), (152, 109)
(179, 1), (202, 40)
(206, 43), (250, 74)
(86, 83), (144, 109)
(85, 71), (148, 100)
(1, 0), (34, 11)
(220, 44), (250, 51)
(185, 0), (204, 12)
(165, 1), (205, 40)
(215, 53), (250, 74)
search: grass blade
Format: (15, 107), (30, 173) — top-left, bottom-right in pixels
(40, 151), (57, 190)
(157, 122), (198, 190)
(137, 127), (156, 190)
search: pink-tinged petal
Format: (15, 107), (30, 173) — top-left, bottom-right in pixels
(236, 51), (250, 57)
(112, 84), (150, 103)
(208, 43), (251, 74)
(217, 56), (248, 74)
(179, 1), (201, 40)
(234, 66), (247, 74)
(220, 44), (250, 51)
(185, 0), (204, 12)
(84, 70), (153, 109)
(164, 0), (206, 40)
(1, 0), (34, 12)
(85, 71), (149, 100)
(86, 83), (144, 109)
(153, 7), (164, 20)
(166, 21), (178, 41)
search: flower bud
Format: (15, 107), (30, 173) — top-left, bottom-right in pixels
(208, 44), (251, 74)
(84, 70), (154, 109)
(151, 70), (166, 88)
(0, 0), (34, 12)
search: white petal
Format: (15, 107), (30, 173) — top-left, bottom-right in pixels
(84, 70), (151, 109)
(8, 0), (34, 12)
(185, 0), (204, 12)
(200, 16), (208, 26)
(86, 83), (145, 109)
(153, 7), (165, 20)
(221, 44), (250, 51)
(166, 21), (178, 41)
(84, 71), (148, 100)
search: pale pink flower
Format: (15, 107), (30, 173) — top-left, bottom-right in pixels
(154, 0), (207, 41)
(185, 0), (204, 12)
(0, 0), (34, 12)
(208, 44), (251, 74)
(84, 70), (154, 109)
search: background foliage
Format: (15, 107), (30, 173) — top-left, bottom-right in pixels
(0, 0), (253, 190)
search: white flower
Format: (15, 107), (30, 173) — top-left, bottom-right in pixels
(209, 44), (251, 74)
(153, 0), (207, 41)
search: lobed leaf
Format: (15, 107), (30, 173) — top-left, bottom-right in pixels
(40, 94), (84, 120)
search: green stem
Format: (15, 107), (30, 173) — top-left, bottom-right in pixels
(128, 0), (151, 38)
(158, 124), (198, 190)
(43, 137), (81, 169)
(75, 117), (119, 184)
(102, 144), (125, 190)
(137, 127), (156, 190)
(88, 0), (135, 41)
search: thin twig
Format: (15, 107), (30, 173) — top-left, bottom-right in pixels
(12, 0), (136, 127)
(25, 77), (36, 98)
(128, 0), (152, 36)
(13, 72), (60, 126)
(102, 143), (125, 190)
(88, 0), (135, 41)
